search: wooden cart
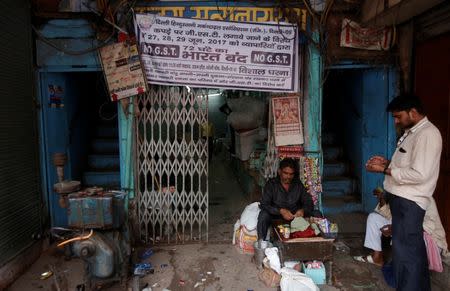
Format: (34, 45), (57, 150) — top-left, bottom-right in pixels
(272, 226), (335, 284)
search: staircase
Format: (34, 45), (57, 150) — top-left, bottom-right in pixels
(82, 120), (121, 188)
(321, 132), (362, 215)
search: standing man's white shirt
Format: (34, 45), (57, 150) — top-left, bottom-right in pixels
(384, 117), (442, 210)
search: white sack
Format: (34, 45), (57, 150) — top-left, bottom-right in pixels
(265, 247), (282, 274)
(280, 267), (319, 291)
(239, 202), (260, 231)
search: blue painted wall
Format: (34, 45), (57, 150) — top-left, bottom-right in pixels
(36, 19), (107, 226)
(361, 69), (397, 211)
(39, 72), (102, 226)
(39, 73), (71, 226)
(36, 19), (100, 71)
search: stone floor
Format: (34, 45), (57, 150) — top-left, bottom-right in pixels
(7, 150), (447, 290)
(7, 235), (396, 291)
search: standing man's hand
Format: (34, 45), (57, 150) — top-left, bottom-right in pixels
(367, 155), (388, 166)
(366, 156), (389, 173)
(294, 209), (304, 218)
(280, 208), (295, 220)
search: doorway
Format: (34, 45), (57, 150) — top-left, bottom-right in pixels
(322, 67), (396, 214)
(39, 71), (117, 227)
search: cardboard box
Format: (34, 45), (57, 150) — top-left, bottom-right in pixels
(302, 261), (326, 285)
(259, 263), (281, 288)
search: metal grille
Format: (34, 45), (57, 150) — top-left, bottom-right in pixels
(135, 86), (208, 243)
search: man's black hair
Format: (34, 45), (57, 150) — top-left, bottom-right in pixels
(386, 94), (425, 114)
(279, 158), (298, 173)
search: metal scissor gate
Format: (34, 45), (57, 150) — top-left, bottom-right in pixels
(135, 85), (208, 243)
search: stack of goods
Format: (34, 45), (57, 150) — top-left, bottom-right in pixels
(289, 217), (321, 239)
(276, 217), (320, 240)
(310, 217), (338, 239)
(277, 145), (304, 159)
(233, 202), (260, 254)
(299, 157), (322, 207)
(276, 217), (338, 240)
(234, 225), (258, 254)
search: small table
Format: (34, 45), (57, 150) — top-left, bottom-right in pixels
(272, 226), (335, 284)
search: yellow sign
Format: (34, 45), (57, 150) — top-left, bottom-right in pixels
(135, 6), (308, 30)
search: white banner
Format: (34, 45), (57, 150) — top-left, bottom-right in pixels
(135, 14), (298, 92)
(340, 18), (392, 51)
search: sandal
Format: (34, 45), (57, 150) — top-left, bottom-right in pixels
(353, 255), (383, 267)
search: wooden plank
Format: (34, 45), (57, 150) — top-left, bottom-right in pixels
(361, 0), (445, 26)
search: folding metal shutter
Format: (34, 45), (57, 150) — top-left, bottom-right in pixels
(136, 86), (209, 244)
(0, 0), (42, 266)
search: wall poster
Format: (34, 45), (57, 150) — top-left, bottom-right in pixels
(98, 42), (147, 101)
(272, 96), (304, 146)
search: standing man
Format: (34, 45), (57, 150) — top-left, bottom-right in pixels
(257, 158), (314, 240)
(366, 95), (442, 291)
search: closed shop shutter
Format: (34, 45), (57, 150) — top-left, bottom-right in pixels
(0, 0), (42, 266)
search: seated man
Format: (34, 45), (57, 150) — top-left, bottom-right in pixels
(355, 189), (448, 266)
(257, 158), (314, 240)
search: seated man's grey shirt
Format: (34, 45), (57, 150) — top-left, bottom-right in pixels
(260, 177), (314, 216)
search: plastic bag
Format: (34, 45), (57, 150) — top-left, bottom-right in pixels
(265, 247), (282, 274)
(280, 267), (319, 291)
(227, 96), (266, 130)
(227, 112), (259, 130)
(239, 202), (260, 231)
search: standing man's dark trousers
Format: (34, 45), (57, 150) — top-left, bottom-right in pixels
(390, 195), (430, 291)
(257, 210), (281, 240)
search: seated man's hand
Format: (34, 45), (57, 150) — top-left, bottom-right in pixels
(380, 224), (392, 237)
(294, 209), (304, 218)
(280, 208), (295, 220)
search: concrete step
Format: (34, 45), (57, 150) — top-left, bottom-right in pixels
(322, 196), (363, 215)
(323, 162), (348, 177)
(82, 171), (120, 187)
(322, 177), (355, 196)
(91, 138), (119, 154)
(95, 126), (118, 138)
(323, 146), (342, 161)
(87, 154), (120, 170)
